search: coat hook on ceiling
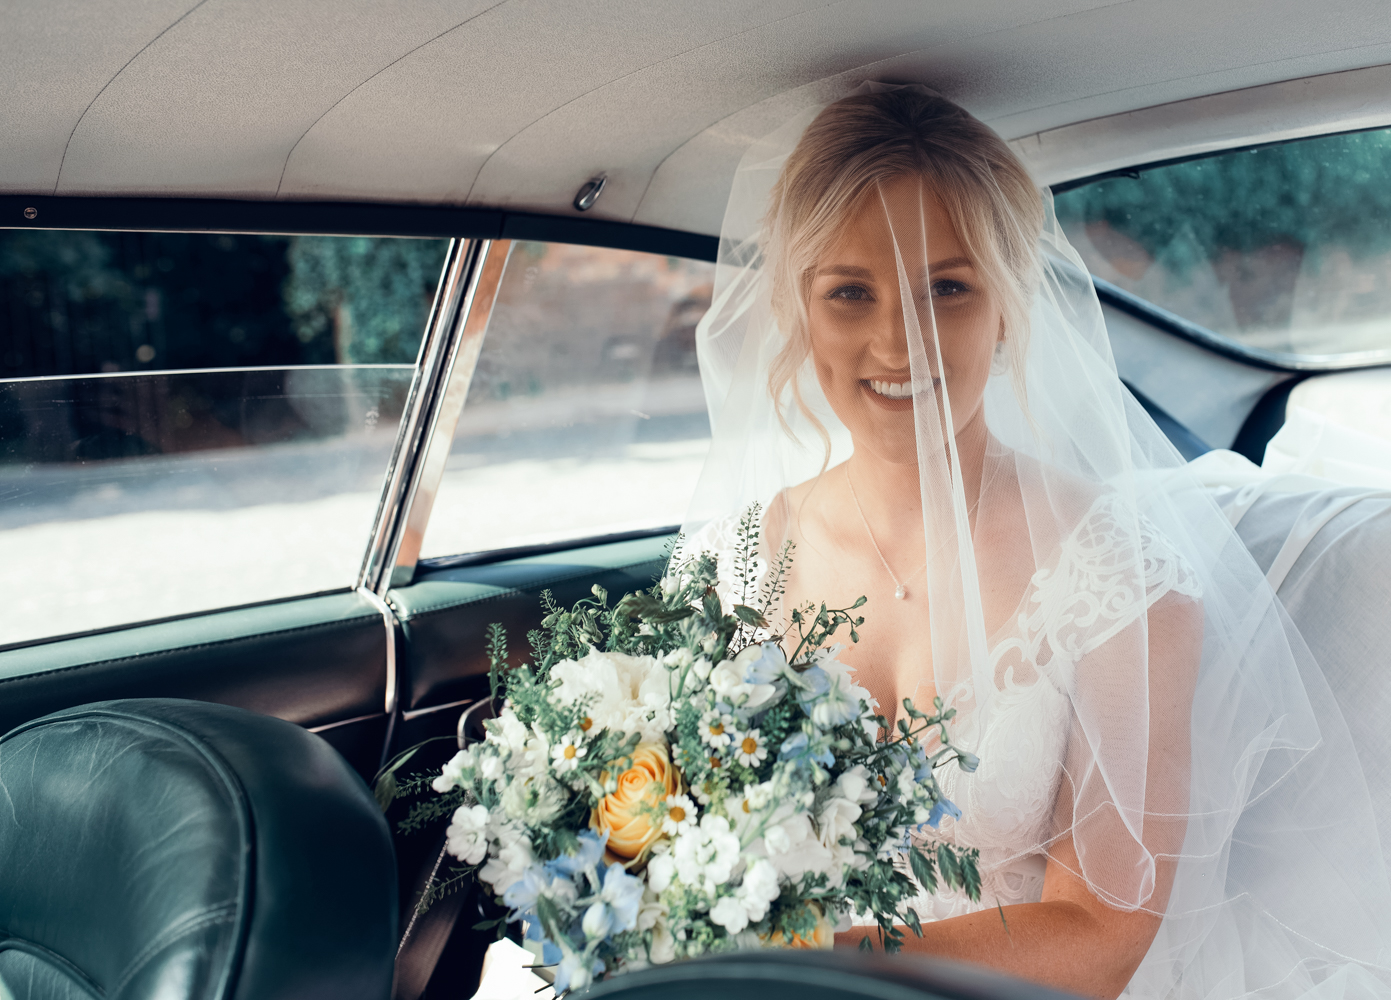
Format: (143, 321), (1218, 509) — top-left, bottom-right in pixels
(573, 174), (607, 212)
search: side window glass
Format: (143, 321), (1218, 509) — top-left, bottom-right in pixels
(418, 242), (714, 560)
(1054, 127), (1391, 359)
(0, 231), (447, 646)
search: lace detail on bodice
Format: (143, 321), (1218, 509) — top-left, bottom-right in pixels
(686, 492), (1202, 921)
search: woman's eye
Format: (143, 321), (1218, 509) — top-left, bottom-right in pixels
(930, 279), (970, 298)
(826, 284), (872, 302)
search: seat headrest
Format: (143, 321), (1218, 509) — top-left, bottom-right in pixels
(0, 698), (396, 1000)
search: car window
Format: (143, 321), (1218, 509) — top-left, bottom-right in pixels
(0, 230), (447, 646)
(1054, 126), (1391, 359)
(418, 241), (714, 560)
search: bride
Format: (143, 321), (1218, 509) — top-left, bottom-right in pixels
(683, 85), (1391, 999)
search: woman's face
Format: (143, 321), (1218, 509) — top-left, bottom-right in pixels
(806, 174), (1002, 465)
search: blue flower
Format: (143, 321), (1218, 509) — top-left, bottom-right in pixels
(740, 642), (787, 684)
(503, 866), (548, 915)
(600, 862), (644, 932)
(553, 951), (605, 993)
(546, 830), (606, 879)
(523, 920), (563, 966)
(791, 665), (830, 704)
(926, 797), (962, 829)
(954, 749), (980, 773)
(778, 730), (834, 768)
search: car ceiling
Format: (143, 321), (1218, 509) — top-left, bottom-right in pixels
(6, 0), (1391, 239)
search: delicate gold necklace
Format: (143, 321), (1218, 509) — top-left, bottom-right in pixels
(844, 465), (981, 600)
(845, 466), (927, 600)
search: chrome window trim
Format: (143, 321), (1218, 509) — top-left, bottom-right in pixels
(357, 237), (511, 597)
(386, 239), (511, 589)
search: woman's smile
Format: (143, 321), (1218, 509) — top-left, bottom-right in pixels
(861, 376), (941, 409)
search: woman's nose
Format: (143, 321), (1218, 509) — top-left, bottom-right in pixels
(867, 298), (911, 368)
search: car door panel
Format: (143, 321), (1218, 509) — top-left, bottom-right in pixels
(388, 535), (670, 718)
(0, 591), (390, 773)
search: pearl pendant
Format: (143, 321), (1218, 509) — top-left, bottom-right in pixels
(894, 584), (907, 600)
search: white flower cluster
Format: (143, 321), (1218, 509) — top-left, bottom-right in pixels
(411, 532), (978, 989)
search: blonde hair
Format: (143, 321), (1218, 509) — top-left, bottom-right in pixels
(763, 88), (1043, 440)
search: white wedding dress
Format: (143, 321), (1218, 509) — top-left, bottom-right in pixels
(695, 490), (1203, 923)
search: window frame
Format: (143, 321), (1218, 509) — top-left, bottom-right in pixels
(0, 198), (718, 659)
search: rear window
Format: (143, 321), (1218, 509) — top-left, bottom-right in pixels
(418, 241), (714, 560)
(0, 230), (447, 646)
(1054, 126), (1391, 359)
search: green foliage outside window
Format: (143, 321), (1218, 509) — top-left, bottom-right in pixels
(283, 236), (447, 365)
(1053, 127), (1391, 276)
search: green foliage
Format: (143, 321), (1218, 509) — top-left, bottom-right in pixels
(283, 236), (447, 363)
(1054, 127), (1391, 274)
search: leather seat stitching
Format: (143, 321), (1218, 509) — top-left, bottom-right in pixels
(0, 614), (382, 687)
(0, 935), (105, 998)
(1, 711), (255, 1000)
(395, 558), (665, 620)
(111, 902), (239, 998)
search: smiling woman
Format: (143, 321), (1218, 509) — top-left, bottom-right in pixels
(680, 84), (1391, 1000)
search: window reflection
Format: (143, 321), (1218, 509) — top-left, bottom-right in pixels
(1054, 127), (1391, 358)
(418, 242), (715, 560)
(0, 230), (448, 646)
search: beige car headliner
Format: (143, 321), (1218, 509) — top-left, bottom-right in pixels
(5, 0), (1391, 237)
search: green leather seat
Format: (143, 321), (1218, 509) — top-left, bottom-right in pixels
(0, 699), (397, 1000)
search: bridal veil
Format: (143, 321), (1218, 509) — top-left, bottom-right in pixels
(681, 84), (1391, 998)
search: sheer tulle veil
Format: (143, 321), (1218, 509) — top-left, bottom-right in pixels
(680, 83), (1391, 998)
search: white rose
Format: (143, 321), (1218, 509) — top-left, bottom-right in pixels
(444, 803), (490, 865)
(710, 895), (751, 934)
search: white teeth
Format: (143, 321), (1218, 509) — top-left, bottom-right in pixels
(869, 379), (912, 399)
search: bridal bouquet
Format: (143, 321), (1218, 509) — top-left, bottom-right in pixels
(399, 507), (980, 992)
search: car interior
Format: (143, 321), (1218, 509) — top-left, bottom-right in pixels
(4, 2), (1391, 999)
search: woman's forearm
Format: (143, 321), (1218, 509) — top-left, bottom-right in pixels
(835, 900), (1157, 1000)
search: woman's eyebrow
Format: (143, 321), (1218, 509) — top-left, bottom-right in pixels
(927, 256), (973, 272)
(815, 265), (874, 279)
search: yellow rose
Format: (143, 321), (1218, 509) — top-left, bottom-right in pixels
(591, 743), (678, 860)
(764, 905), (836, 950)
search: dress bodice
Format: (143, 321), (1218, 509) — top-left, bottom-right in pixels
(689, 492), (1201, 920)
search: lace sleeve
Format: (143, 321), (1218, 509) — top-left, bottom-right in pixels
(1019, 493), (1203, 682)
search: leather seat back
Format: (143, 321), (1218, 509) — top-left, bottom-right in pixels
(0, 699), (397, 1000)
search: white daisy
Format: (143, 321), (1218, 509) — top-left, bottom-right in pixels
(661, 793), (698, 836)
(549, 732), (588, 774)
(699, 710), (734, 749)
(732, 728), (768, 768)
